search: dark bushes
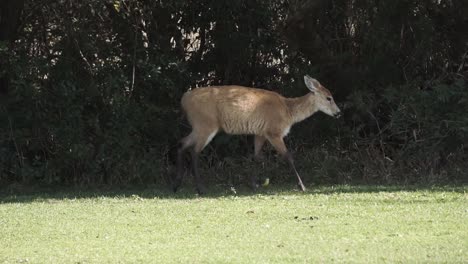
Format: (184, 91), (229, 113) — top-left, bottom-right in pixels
(0, 0), (467, 186)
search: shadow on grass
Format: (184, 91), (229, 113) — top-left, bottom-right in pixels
(0, 182), (466, 204)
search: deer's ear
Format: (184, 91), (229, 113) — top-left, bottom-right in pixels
(304, 75), (321, 93)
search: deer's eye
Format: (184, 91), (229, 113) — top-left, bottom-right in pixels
(326, 97), (332, 102)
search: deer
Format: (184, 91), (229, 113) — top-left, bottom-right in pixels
(174, 75), (341, 194)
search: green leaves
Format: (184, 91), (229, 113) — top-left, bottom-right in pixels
(1, 0), (467, 185)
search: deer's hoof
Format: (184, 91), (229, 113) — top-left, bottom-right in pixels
(298, 183), (307, 192)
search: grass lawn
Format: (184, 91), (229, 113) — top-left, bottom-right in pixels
(0, 185), (466, 263)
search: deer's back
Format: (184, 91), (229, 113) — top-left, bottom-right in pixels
(181, 86), (292, 136)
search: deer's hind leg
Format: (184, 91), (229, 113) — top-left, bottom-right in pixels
(254, 135), (267, 160)
(190, 127), (218, 194)
(249, 135), (267, 190)
(174, 132), (197, 192)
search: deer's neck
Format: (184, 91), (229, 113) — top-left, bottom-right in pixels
(286, 93), (319, 124)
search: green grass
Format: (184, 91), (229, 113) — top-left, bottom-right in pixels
(0, 185), (467, 263)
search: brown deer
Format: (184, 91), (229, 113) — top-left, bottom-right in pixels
(174, 75), (341, 194)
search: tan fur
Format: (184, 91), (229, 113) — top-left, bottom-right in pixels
(180, 83), (340, 153)
(175, 77), (340, 193)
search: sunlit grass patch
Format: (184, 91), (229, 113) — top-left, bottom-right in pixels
(0, 185), (466, 263)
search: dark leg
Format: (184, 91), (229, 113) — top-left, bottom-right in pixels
(250, 135), (267, 190)
(190, 129), (218, 195)
(254, 135), (266, 160)
(174, 134), (195, 192)
(284, 152), (306, 192)
(267, 135), (306, 192)
(174, 146), (186, 192)
(191, 148), (207, 195)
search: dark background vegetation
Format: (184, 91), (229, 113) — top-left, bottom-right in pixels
(1, 0), (467, 187)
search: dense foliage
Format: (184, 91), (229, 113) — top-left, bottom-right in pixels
(1, 0), (467, 186)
